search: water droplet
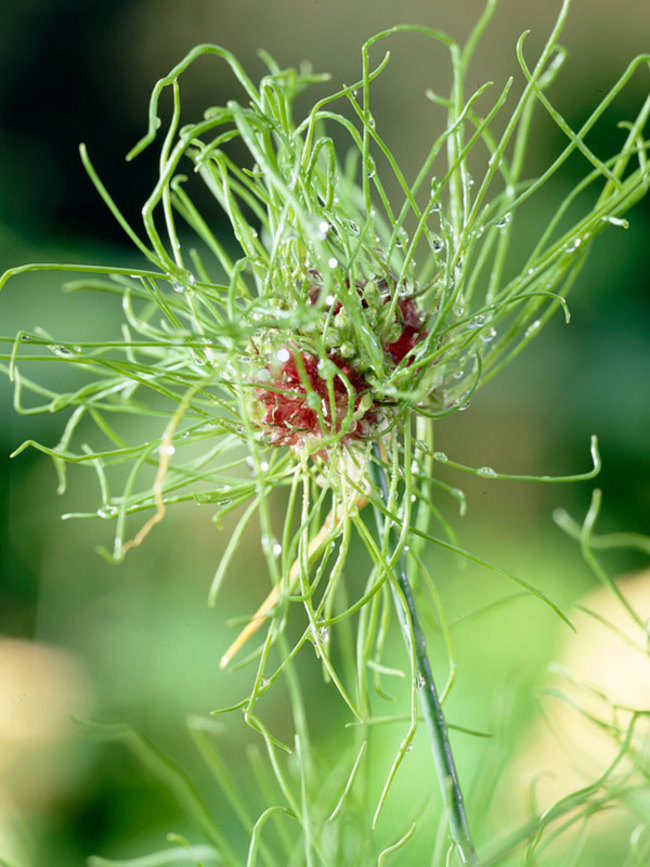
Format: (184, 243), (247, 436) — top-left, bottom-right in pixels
(318, 220), (330, 236)
(97, 504), (118, 519)
(458, 400), (471, 412)
(467, 314), (486, 330)
(467, 174), (475, 188)
(259, 460), (270, 472)
(187, 272), (196, 285)
(366, 157), (376, 179)
(171, 280), (185, 293)
(306, 391), (322, 411)
(260, 677), (270, 688)
(215, 485), (232, 505)
(415, 671), (426, 690)
(477, 466), (497, 478)
(49, 344), (73, 358)
(433, 451), (448, 462)
(324, 294), (336, 306)
(317, 358), (337, 378)
(431, 235), (445, 253)
(277, 347), (291, 363)
(453, 369), (465, 379)
(339, 341), (355, 358)
(346, 219), (360, 236)
(261, 534), (279, 555)
(328, 257), (338, 269)
(602, 215), (628, 228)
(319, 625), (330, 644)
(395, 227), (409, 248)
(159, 444), (176, 456)
(494, 213), (511, 229)
(527, 267), (535, 276)
(525, 320), (541, 338)
(481, 327), (497, 343)
(564, 237), (582, 253)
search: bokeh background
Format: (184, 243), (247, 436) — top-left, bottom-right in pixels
(1, 0), (649, 864)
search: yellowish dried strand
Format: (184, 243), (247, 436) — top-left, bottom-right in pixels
(220, 492), (368, 669)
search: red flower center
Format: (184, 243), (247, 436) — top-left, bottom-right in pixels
(253, 276), (426, 447)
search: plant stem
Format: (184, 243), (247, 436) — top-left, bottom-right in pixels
(373, 450), (478, 865)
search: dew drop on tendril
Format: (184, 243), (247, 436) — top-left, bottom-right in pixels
(395, 228), (408, 248)
(602, 215), (628, 228)
(525, 320), (541, 338)
(49, 345), (73, 358)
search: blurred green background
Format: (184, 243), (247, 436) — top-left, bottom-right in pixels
(1, 0), (649, 864)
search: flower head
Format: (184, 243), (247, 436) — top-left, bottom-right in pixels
(251, 273), (427, 449)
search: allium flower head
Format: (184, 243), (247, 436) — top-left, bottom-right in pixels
(251, 273), (427, 448)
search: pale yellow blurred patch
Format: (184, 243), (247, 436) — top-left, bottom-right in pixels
(505, 571), (650, 831)
(0, 639), (93, 863)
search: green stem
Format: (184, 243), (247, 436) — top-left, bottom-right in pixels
(373, 449), (478, 865)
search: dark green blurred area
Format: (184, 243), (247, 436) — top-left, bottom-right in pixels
(1, 1), (649, 864)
